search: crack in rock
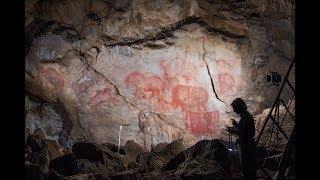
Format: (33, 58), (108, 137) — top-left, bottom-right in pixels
(154, 113), (186, 133)
(90, 66), (187, 135)
(90, 66), (176, 117)
(201, 38), (226, 105)
(89, 66), (140, 109)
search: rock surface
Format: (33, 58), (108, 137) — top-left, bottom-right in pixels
(123, 140), (147, 166)
(136, 139), (184, 173)
(164, 139), (231, 173)
(25, 137), (236, 179)
(174, 157), (225, 178)
(25, 0), (295, 152)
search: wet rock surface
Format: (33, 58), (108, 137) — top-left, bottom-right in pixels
(164, 139), (231, 173)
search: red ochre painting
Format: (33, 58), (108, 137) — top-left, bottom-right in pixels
(72, 69), (119, 106)
(91, 87), (118, 106)
(125, 60), (220, 135)
(218, 73), (236, 95)
(214, 59), (237, 95)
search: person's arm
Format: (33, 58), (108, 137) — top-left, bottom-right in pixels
(226, 119), (239, 136)
(231, 119), (239, 128)
(227, 127), (239, 136)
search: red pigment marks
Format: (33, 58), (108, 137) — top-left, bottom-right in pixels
(186, 111), (219, 134)
(214, 59), (237, 95)
(73, 69), (98, 102)
(218, 73), (236, 95)
(91, 87), (118, 106)
(125, 71), (165, 100)
(174, 85), (219, 134)
(72, 69), (119, 106)
(38, 67), (64, 91)
(172, 85), (208, 112)
(124, 60), (220, 135)
(215, 59), (234, 70)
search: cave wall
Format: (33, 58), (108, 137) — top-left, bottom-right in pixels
(25, 0), (295, 149)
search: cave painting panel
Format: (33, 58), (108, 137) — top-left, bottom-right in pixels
(124, 60), (220, 135)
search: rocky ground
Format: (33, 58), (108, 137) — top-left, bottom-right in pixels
(25, 128), (241, 179)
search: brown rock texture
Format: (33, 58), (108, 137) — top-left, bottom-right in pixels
(25, 0), (295, 150)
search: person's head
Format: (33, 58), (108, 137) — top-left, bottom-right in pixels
(231, 98), (247, 114)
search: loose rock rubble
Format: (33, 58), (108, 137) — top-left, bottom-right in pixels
(25, 130), (233, 179)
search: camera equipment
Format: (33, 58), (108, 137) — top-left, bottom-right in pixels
(266, 72), (281, 86)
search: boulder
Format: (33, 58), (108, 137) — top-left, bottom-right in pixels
(137, 140), (183, 173)
(140, 171), (181, 180)
(25, 162), (45, 180)
(110, 169), (141, 180)
(25, 128), (31, 144)
(44, 170), (65, 180)
(26, 162), (64, 180)
(45, 139), (62, 160)
(25, 129), (56, 172)
(164, 140), (231, 173)
(25, 152), (50, 172)
(127, 162), (139, 170)
(72, 159), (111, 176)
(123, 140), (147, 166)
(151, 142), (169, 153)
(72, 142), (105, 163)
(65, 173), (111, 180)
(49, 153), (76, 176)
(102, 142), (125, 155)
(25, 128), (63, 173)
(174, 157), (226, 178)
(72, 142), (125, 173)
(26, 128), (46, 153)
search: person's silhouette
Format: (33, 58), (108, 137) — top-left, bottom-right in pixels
(227, 98), (257, 180)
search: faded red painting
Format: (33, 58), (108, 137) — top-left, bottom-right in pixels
(218, 73), (236, 95)
(125, 60), (220, 135)
(73, 69), (118, 106)
(38, 67), (64, 91)
(214, 59), (238, 95)
(125, 71), (166, 100)
(215, 59), (234, 70)
(91, 87), (118, 106)
(172, 85), (208, 112)
(73, 69), (97, 96)
(186, 111), (219, 134)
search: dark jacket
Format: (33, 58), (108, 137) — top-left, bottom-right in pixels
(238, 111), (255, 148)
(230, 110), (257, 179)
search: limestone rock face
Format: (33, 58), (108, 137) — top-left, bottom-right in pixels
(25, 0), (295, 150)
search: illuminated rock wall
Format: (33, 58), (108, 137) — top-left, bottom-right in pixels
(25, 0), (295, 149)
